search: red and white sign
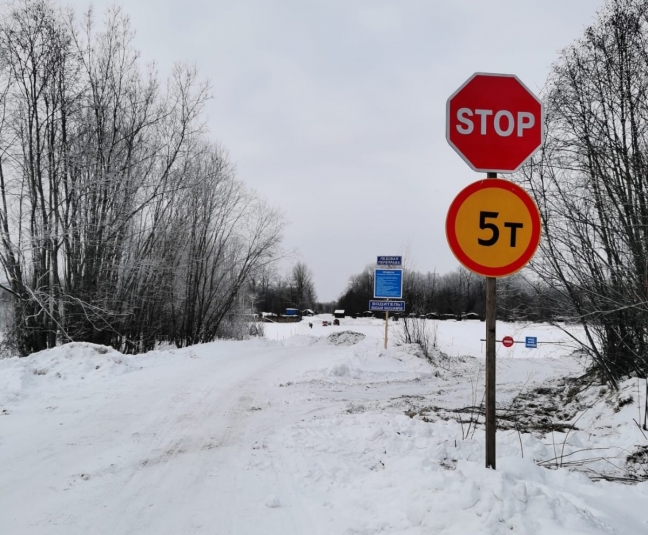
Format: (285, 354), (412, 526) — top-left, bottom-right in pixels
(445, 178), (541, 278)
(446, 73), (544, 173)
(502, 336), (514, 348)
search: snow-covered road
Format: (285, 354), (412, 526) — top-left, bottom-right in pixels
(1, 341), (344, 534)
(1, 318), (647, 534)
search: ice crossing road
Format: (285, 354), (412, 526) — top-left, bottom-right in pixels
(2, 320), (647, 535)
(0, 342), (340, 535)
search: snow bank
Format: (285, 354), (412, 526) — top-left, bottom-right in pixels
(0, 342), (139, 404)
(269, 410), (648, 534)
(324, 330), (366, 346)
(522, 376), (648, 481)
(298, 339), (438, 385)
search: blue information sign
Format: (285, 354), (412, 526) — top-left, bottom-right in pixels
(525, 336), (537, 349)
(369, 300), (405, 312)
(374, 269), (403, 299)
(377, 256), (402, 266)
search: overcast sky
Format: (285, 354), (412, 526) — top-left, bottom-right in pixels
(65, 0), (603, 301)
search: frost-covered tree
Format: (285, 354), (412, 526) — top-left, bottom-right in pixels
(0, 0), (283, 354)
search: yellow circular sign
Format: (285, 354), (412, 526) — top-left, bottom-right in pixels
(446, 179), (541, 277)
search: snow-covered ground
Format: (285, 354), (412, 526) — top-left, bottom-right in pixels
(0, 316), (647, 534)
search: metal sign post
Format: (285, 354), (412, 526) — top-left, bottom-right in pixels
(446, 175), (541, 470)
(446, 74), (544, 470)
(384, 307), (389, 350)
(484, 171), (497, 470)
(373, 260), (404, 350)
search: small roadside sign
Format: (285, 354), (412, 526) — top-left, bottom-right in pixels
(502, 336), (514, 348)
(377, 256), (402, 266)
(374, 269), (403, 299)
(525, 336), (537, 348)
(369, 300), (405, 312)
(373, 264), (405, 351)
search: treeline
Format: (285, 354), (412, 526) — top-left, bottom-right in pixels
(0, 1), (283, 354)
(337, 266), (565, 321)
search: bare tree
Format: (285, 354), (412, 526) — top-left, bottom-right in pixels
(519, 0), (648, 385)
(169, 149), (284, 347)
(0, 0), (76, 353)
(0, 1), (284, 354)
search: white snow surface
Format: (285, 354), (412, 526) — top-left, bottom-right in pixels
(0, 317), (647, 534)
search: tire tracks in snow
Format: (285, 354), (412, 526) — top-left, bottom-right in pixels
(107, 345), (315, 535)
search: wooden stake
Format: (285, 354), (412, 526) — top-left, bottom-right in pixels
(384, 310), (389, 349)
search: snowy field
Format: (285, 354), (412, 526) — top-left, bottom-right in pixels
(1, 316), (647, 534)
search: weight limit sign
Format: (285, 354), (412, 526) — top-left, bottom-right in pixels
(446, 178), (541, 277)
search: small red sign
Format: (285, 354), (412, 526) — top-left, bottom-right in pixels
(502, 336), (514, 348)
(446, 73), (543, 173)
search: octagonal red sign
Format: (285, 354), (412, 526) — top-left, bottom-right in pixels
(446, 73), (544, 173)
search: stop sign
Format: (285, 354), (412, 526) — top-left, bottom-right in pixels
(446, 73), (543, 173)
